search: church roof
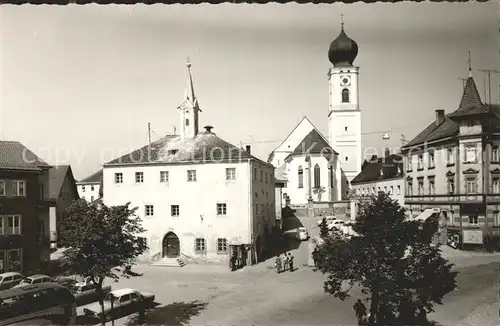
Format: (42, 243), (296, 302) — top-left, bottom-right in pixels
(351, 154), (403, 185)
(403, 76), (500, 149)
(104, 128), (271, 167)
(291, 129), (337, 156)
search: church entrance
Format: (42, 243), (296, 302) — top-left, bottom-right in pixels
(162, 232), (180, 258)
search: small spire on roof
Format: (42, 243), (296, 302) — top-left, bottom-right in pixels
(340, 12), (344, 29)
(468, 50), (472, 77)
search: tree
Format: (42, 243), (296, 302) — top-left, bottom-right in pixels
(313, 192), (457, 326)
(59, 200), (148, 325)
(319, 217), (330, 239)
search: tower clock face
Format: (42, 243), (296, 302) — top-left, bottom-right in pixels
(340, 76), (351, 86)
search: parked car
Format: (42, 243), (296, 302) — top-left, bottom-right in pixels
(317, 215), (336, 226)
(14, 274), (55, 288)
(71, 280), (112, 306)
(0, 272), (24, 290)
(296, 227), (309, 241)
(327, 220), (345, 230)
(83, 288), (155, 320)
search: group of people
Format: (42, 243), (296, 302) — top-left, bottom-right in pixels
(274, 252), (294, 273)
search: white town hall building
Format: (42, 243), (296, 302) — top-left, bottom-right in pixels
(268, 21), (362, 206)
(102, 61), (276, 266)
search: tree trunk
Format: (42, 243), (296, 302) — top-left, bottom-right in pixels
(95, 280), (106, 326)
(368, 292), (378, 326)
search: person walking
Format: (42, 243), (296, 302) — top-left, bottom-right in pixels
(275, 255), (282, 273)
(288, 252), (294, 271)
(283, 253), (289, 272)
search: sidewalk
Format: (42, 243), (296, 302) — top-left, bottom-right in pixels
(455, 301), (499, 326)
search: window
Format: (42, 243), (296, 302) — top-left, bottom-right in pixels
(171, 205), (180, 217)
(298, 166), (304, 189)
(345, 156), (349, 161)
(417, 178), (424, 195)
(135, 172), (144, 183)
(417, 154), (423, 170)
(345, 126), (348, 131)
(82, 186), (86, 192)
(468, 215), (478, 225)
(115, 173), (123, 184)
(406, 157), (413, 172)
(90, 185), (94, 191)
(160, 171), (169, 183)
(313, 164), (321, 189)
(260, 170), (263, 182)
(145, 205), (154, 216)
(466, 120), (474, 127)
(253, 168), (257, 180)
(265, 172), (268, 184)
(328, 166), (334, 187)
(428, 177), (435, 195)
(495, 211), (500, 226)
(225, 168), (236, 180)
(0, 181), (4, 197)
(195, 238), (206, 254)
(187, 170), (197, 182)
(389, 186), (393, 194)
(465, 145), (477, 163)
(216, 203), (227, 215)
(255, 203), (259, 215)
(492, 146), (499, 162)
(342, 88), (350, 103)
(428, 151), (435, 169)
(217, 238), (228, 254)
(447, 177), (455, 195)
(12, 181), (26, 197)
(397, 185), (401, 195)
(7, 216), (21, 235)
(465, 177), (477, 194)
(447, 147), (455, 165)
(7, 249), (22, 272)
(185, 118), (190, 126)
(90, 196), (94, 202)
(492, 178), (500, 193)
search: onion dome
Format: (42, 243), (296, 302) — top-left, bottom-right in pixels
(328, 23), (358, 67)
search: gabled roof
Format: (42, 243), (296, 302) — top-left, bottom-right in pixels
(0, 141), (50, 172)
(289, 129), (338, 157)
(274, 163), (288, 182)
(104, 130), (271, 167)
(351, 154), (404, 185)
(48, 165), (79, 201)
(403, 76), (500, 149)
(78, 169), (103, 184)
(268, 116), (332, 163)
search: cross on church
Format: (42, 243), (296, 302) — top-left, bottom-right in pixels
(340, 13), (344, 26)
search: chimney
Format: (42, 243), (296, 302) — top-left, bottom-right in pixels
(245, 145), (251, 155)
(204, 125), (213, 133)
(435, 109), (445, 126)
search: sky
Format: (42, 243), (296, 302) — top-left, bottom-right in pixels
(0, 2), (498, 180)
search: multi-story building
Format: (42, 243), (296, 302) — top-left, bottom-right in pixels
(102, 62), (276, 265)
(76, 169), (102, 203)
(48, 165), (79, 248)
(402, 75), (500, 245)
(351, 152), (405, 206)
(0, 141), (51, 274)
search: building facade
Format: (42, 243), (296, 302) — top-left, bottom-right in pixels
(48, 165), (79, 249)
(0, 141), (52, 274)
(351, 153), (405, 207)
(102, 62), (275, 265)
(402, 76), (500, 246)
(76, 169), (102, 203)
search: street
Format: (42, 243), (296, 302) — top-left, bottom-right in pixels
(74, 212), (500, 326)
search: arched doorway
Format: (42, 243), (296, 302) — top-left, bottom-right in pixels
(162, 232), (180, 258)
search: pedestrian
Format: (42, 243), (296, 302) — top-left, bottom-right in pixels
(283, 253), (289, 271)
(288, 252), (294, 271)
(275, 255), (282, 273)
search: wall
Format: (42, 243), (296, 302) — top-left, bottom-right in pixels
(282, 154), (338, 206)
(0, 170), (43, 274)
(51, 175), (79, 246)
(77, 182), (100, 202)
(352, 177), (405, 206)
(103, 161), (269, 264)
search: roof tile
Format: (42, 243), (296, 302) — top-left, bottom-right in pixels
(0, 141), (50, 171)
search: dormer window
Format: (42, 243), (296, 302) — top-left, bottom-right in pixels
(341, 89), (350, 103)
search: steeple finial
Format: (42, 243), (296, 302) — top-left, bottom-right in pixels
(186, 56), (191, 69)
(340, 12), (344, 28)
(468, 50), (472, 77)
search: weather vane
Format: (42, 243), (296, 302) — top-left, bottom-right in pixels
(186, 56), (191, 69)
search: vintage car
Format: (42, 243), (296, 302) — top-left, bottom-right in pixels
(296, 227), (309, 241)
(0, 272), (24, 290)
(71, 280), (112, 306)
(83, 288), (155, 320)
(14, 275), (54, 288)
(317, 216), (336, 226)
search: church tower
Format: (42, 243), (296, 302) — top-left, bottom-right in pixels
(178, 59), (201, 139)
(327, 17), (362, 184)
